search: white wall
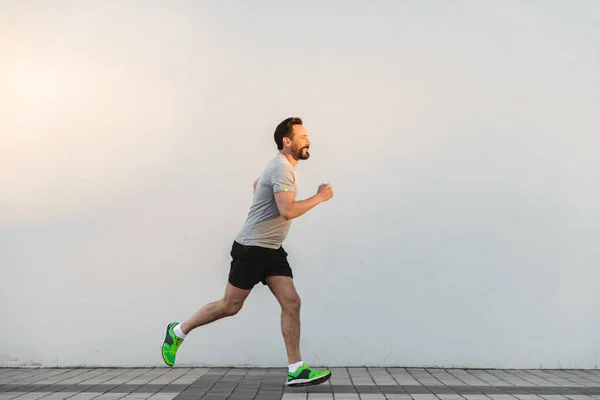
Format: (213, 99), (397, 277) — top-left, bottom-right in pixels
(1, 0), (599, 368)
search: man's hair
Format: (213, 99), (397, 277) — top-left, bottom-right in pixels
(274, 117), (303, 150)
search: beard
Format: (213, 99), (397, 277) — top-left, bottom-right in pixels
(291, 144), (310, 160)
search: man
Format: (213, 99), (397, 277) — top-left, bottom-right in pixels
(161, 117), (334, 387)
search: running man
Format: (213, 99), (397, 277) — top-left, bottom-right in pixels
(161, 117), (334, 387)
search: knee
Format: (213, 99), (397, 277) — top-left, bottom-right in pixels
(221, 299), (244, 317)
(282, 294), (301, 313)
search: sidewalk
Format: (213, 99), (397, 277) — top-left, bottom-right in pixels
(2, 367), (600, 400)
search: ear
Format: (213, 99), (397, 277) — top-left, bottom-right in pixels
(282, 136), (292, 147)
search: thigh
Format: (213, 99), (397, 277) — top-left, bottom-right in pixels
(228, 241), (268, 290)
(222, 282), (252, 307)
(265, 275), (299, 308)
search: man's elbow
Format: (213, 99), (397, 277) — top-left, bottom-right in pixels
(279, 209), (293, 220)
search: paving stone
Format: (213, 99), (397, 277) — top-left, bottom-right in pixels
(1, 369), (600, 399)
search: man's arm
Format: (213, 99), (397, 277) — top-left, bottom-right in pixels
(274, 184), (334, 220)
(253, 177), (259, 193)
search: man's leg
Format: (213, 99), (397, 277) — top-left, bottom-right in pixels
(161, 283), (251, 366)
(266, 276), (302, 364)
(181, 283), (251, 333)
(266, 275), (331, 387)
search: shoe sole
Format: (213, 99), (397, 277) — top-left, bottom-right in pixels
(287, 372), (331, 387)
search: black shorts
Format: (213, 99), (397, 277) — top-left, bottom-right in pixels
(228, 241), (293, 290)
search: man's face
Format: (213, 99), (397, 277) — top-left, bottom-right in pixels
(288, 125), (311, 160)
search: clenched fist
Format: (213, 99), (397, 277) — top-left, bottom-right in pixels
(317, 183), (334, 202)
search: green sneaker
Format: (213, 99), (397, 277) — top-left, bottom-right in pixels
(162, 322), (184, 366)
(286, 364), (331, 387)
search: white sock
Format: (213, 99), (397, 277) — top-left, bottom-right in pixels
(173, 324), (186, 339)
(288, 360), (304, 373)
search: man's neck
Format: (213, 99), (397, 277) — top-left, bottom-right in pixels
(279, 150), (298, 167)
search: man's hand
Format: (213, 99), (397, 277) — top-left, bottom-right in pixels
(317, 183), (334, 202)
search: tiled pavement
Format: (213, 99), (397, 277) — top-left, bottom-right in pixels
(2, 367), (600, 400)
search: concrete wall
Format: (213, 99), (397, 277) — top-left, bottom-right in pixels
(1, 1), (599, 368)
